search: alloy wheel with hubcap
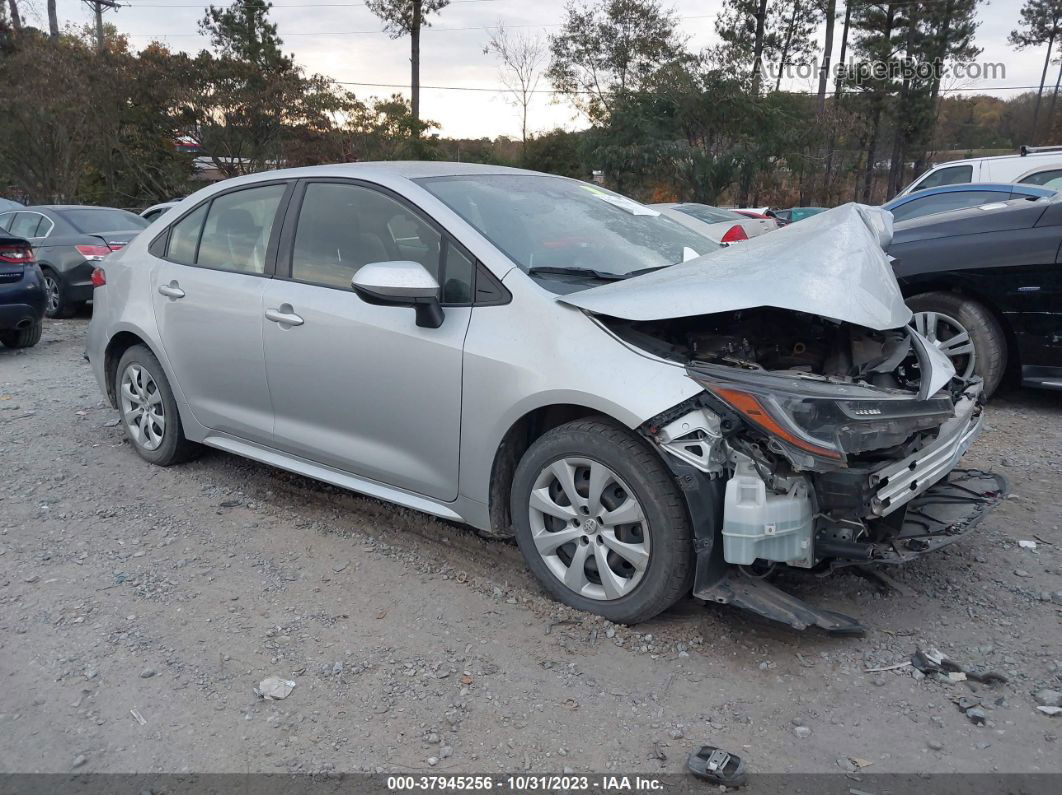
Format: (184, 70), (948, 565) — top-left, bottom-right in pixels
(120, 363), (166, 451)
(43, 273), (61, 316)
(528, 457), (651, 601)
(911, 310), (976, 380)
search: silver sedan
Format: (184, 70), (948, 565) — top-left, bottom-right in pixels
(86, 163), (1000, 629)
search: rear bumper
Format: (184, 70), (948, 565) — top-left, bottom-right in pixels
(0, 269), (47, 329)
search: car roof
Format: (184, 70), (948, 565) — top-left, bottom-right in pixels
(261, 161), (541, 182)
(885, 182), (1056, 208)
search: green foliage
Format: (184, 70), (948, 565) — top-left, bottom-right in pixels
(547, 0), (685, 121)
(365, 0), (450, 38)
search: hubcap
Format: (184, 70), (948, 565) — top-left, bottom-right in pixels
(911, 310), (977, 380)
(528, 457), (650, 601)
(43, 275), (60, 314)
(120, 364), (166, 451)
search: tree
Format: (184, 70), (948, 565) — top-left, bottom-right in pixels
(547, 0), (685, 121)
(484, 23), (546, 154)
(0, 37), (109, 201)
(713, 0), (776, 92)
(200, 0), (284, 67)
(1010, 0), (1062, 142)
(47, 0), (58, 41)
(7, 0), (21, 34)
(816, 0), (837, 114)
(772, 0), (822, 91)
(366, 0), (450, 126)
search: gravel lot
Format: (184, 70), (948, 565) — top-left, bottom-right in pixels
(1, 316), (1061, 776)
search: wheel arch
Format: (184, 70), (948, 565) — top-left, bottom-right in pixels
(487, 403), (626, 538)
(103, 328), (176, 410)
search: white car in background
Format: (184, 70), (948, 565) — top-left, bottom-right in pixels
(652, 202), (778, 243)
(140, 202), (179, 223)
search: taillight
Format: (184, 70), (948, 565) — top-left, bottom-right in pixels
(0, 244), (34, 264)
(720, 225), (749, 243)
(90, 267), (106, 287)
(108, 243), (125, 252)
(75, 244), (111, 261)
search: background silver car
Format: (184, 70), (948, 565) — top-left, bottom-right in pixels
(86, 163), (998, 628)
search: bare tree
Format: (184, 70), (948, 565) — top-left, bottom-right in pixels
(47, 0), (58, 41)
(816, 0), (837, 114)
(7, 0), (22, 33)
(485, 23), (545, 152)
(366, 0), (450, 125)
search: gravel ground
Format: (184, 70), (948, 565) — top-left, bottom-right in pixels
(1, 316), (1060, 776)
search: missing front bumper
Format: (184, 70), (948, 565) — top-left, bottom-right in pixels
(825, 468), (1008, 567)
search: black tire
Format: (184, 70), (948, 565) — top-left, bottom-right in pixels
(114, 344), (200, 466)
(907, 292), (1007, 397)
(41, 268), (77, 319)
(510, 418), (694, 624)
(0, 319), (42, 349)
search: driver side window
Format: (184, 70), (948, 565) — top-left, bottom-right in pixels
(290, 181), (473, 304)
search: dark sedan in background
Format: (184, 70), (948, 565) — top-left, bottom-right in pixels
(889, 195), (1062, 394)
(0, 205), (148, 317)
(884, 182), (1055, 223)
(0, 226), (45, 349)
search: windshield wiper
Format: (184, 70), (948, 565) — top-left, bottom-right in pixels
(527, 265), (669, 281)
(526, 266), (631, 280)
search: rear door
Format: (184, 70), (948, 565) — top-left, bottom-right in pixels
(149, 181), (291, 442)
(262, 179), (474, 500)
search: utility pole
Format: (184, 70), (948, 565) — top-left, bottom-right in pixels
(81, 0), (119, 53)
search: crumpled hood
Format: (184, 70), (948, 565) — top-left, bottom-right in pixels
(558, 203), (912, 332)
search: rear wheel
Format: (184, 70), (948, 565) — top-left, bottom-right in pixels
(115, 345), (200, 466)
(41, 269), (78, 319)
(907, 292), (1007, 397)
(0, 319), (42, 349)
(511, 418), (693, 624)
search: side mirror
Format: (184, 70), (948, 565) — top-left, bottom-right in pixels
(350, 260), (444, 329)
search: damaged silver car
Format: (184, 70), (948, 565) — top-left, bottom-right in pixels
(85, 163), (1005, 631)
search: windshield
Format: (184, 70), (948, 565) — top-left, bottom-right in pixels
(59, 208), (149, 233)
(416, 174), (720, 278)
(675, 204), (746, 225)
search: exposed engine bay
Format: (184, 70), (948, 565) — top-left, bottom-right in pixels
(603, 307), (924, 391)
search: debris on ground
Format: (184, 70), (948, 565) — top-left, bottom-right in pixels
(687, 746), (747, 787)
(254, 676), (295, 700)
(129, 708), (147, 726)
(1038, 706), (1062, 717)
(1018, 539), (1038, 551)
(911, 647), (1008, 685)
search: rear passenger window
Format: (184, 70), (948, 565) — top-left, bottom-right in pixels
(197, 184), (286, 274)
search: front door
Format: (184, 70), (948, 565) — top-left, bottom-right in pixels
(262, 180), (473, 501)
(149, 182), (289, 442)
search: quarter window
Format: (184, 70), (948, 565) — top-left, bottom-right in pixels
(166, 203), (208, 265)
(291, 182), (472, 302)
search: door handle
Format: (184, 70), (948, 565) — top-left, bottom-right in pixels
(265, 306), (304, 326)
(158, 282), (185, 299)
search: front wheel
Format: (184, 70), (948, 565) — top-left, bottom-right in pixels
(510, 418), (694, 624)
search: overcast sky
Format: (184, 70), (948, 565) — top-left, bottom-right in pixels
(30, 0), (1043, 139)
